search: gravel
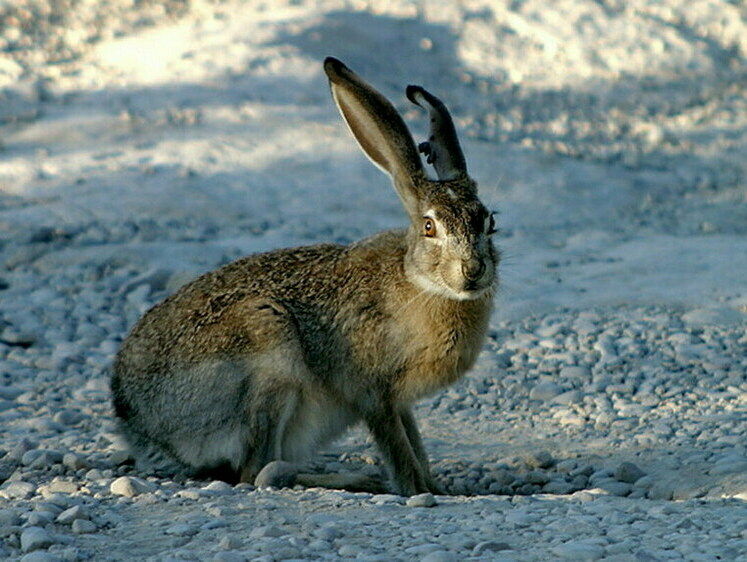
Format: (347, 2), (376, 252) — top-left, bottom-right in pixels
(1, 0), (746, 560)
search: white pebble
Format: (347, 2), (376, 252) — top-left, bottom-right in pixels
(406, 493), (437, 508)
(110, 476), (156, 497)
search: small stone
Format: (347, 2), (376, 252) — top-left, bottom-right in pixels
(110, 476), (156, 497)
(313, 525), (343, 541)
(27, 511), (56, 526)
(559, 366), (591, 382)
(253, 461), (297, 488)
(71, 519), (97, 534)
(614, 461), (645, 484)
(529, 382), (563, 401)
(217, 535), (242, 550)
(552, 390), (583, 405)
(62, 453), (90, 471)
(201, 518), (228, 530)
(338, 544), (363, 557)
(52, 410), (85, 426)
(473, 541), (512, 554)
(9, 439), (39, 462)
(0, 508), (21, 526)
(22, 450), (63, 468)
(0, 386), (24, 400)
(21, 527), (55, 553)
(56, 505), (88, 524)
(682, 306), (744, 327)
(249, 525), (287, 538)
(202, 480), (232, 494)
(212, 553), (246, 562)
(108, 450), (131, 466)
(1, 481), (36, 499)
(368, 493), (403, 505)
(421, 551), (457, 562)
(176, 488), (203, 500)
(48, 479), (78, 494)
(406, 492), (437, 507)
(165, 524), (197, 536)
(20, 553), (64, 562)
(596, 481), (631, 497)
(553, 541), (605, 560)
(543, 480), (575, 495)
(526, 450), (555, 469)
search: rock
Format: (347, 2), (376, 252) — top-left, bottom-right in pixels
(543, 481), (576, 495)
(371, 494), (405, 505)
(1, 481), (36, 499)
(595, 481), (631, 497)
(20, 527), (55, 553)
(62, 453), (90, 471)
(52, 410), (85, 426)
(553, 541), (605, 560)
(0, 386), (24, 400)
(614, 461), (646, 484)
(20, 553), (64, 562)
(313, 525), (343, 541)
(0, 508), (21, 526)
(176, 488), (203, 500)
(56, 505), (88, 524)
(473, 541), (512, 554)
(201, 518), (228, 530)
(249, 525), (288, 538)
(406, 493), (437, 507)
(682, 307), (744, 327)
(108, 450), (131, 466)
(559, 366), (591, 382)
(253, 461), (297, 488)
(421, 551), (457, 562)
(22, 450), (63, 469)
(202, 480), (233, 494)
(110, 476), (156, 497)
(71, 519), (97, 534)
(27, 511), (56, 526)
(212, 553), (247, 562)
(217, 535), (242, 550)
(529, 382), (563, 401)
(526, 450), (555, 469)
(552, 390), (584, 405)
(165, 524), (198, 536)
(48, 479), (78, 494)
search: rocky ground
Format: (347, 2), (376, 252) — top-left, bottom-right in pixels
(1, 1), (746, 560)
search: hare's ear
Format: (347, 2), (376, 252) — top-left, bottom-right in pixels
(324, 57), (424, 218)
(406, 85), (468, 183)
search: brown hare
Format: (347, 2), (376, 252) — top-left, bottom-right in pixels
(112, 57), (499, 496)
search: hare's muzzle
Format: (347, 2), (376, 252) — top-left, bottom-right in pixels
(461, 258), (486, 283)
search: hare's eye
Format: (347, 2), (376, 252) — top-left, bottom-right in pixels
(486, 213), (497, 235)
(423, 218), (437, 237)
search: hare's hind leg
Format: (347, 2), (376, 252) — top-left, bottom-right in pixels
(239, 382), (300, 483)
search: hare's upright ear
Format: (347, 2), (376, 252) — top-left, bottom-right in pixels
(324, 57), (424, 218)
(406, 85), (468, 183)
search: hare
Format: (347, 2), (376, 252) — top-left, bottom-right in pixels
(111, 57), (499, 496)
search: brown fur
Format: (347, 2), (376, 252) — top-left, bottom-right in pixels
(112, 58), (499, 496)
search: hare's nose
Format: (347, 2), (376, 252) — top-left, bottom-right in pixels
(462, 258), (486, 282)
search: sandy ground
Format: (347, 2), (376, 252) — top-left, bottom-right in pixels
(1, 1), (746, 560)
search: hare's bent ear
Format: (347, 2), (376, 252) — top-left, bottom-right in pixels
(324, 57), (424, 218)
(406, 85), (467, 182)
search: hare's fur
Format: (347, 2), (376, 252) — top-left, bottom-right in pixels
(112, 58), (498, 496)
